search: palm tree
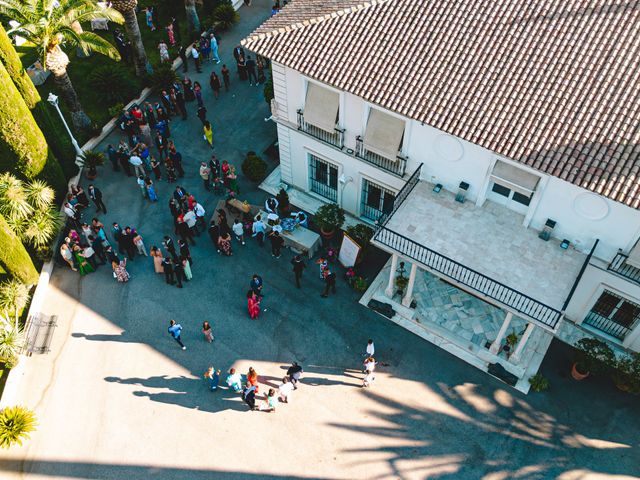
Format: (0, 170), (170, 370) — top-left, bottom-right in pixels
(0, 406), (37, 449)
(110, 0), (148, 77)
(185, 0), (202, 36)
(0, 279), (30, 329)
(0, 0), (124, 130)
(0, 173), (61, 250)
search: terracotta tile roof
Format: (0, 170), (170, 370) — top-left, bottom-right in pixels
(243, 0), (640, 209)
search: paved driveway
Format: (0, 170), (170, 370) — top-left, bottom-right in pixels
(0, 2), (639, 479)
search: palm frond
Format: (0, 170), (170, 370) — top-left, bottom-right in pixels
(0, 405), (37, 449)
(77, 31), (121, 61)
(23, 207), (61, 248)
(0, 280), (30, 318)
(25, 180), (55, 211)
(0, 174), (32, 223)
(0, 320), (25, 362)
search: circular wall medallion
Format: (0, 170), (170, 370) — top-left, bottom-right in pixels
(573, 192), (610, 220)
(434, 134), (464, 162)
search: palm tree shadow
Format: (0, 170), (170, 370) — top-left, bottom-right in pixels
(105, 375), (249, 413)
(328, 384), (637, 479)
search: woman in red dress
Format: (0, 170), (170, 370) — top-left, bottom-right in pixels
(247, 290), (261, 320)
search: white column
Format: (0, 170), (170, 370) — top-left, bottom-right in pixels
(402, 263), (418, 307)
(490, 311), (513, 354)
(385, 254), (399, 297)
(511, 322), (535, 362)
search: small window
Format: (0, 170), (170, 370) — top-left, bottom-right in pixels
(491, 183), (510, 197)
(361, 179), (396, 221)
(309, 155), (338, 202)
(512, 191), (532, 206)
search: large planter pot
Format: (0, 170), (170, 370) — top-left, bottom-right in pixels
(85, 169), (98, 180)
(571, 362), (590, 381)
(320, 227), (336, 240)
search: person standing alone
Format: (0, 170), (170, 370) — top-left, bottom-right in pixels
(291, 255), (305, 288)
(168, 319), (186, 350)
(320, 269), (337, 298)
(88, 184), (107, 213)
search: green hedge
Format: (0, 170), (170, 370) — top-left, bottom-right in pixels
(0, 24), (72, 184)
(0, 214), (38, 285)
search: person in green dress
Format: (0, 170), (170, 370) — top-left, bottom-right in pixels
(181, 255), (193, 280)
(73, 246), (95, 275)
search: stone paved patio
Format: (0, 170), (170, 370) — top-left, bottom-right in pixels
(413, 271), (528, 349)
(386, 180), (587, 310)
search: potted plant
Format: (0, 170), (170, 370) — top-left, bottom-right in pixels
(241, 151), (267, 182)
(571, 338), (615, 380)
(314, 203), (345, 240)
(528, 373), (550, 392)
(276, 188), (290, 216)
(395, 275), (409, 295)
(77, 150), (105, 180)
(346, 223), (375, 263)
(353, 276), (369, 293)
(504, 330), (519, 355)
(611, 353), (640, 394)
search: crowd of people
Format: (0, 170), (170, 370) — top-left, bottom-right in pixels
(59, 7), (382, 421)
(166, 314), (379, 411)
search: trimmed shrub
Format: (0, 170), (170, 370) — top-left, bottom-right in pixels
(0, 62), (48, 180)
(0, 406), (37, 449)
(241, 151), (267, 182)
(0, 24), (68, 185)
(346, 224), (375, 249)
(211, 3), (239, 31)
(0, 214), (38, 285)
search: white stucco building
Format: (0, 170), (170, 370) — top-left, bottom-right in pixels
(243, 0), (640, 391)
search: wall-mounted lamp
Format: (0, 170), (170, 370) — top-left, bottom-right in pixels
(560, 239), (570, 250)
(433, 183), (443, 193)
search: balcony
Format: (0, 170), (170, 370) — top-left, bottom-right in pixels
(355, 136), (407, 177)
(372, 166), (589, 331)
(297, 110), (344, 149)
(608, 252), (640, 286)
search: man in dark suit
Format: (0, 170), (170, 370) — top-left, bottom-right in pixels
(173, 186), (187, 202)
(320, 269), (337, 298)
(245, 55), (258, 86)
(233, 45), (245, 63)
(121, 227), (137, 260)
(87, 184), (107, 213)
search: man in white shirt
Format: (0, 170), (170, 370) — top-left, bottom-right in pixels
(191, 42), (202, 72)
(365, 339), (375, 357)
(278, 377), (294, 403)
(252, 214), (266, 247)
(194, 202), (206, 233)
(183, 209), (198, 236)
(129, 154), (145, 177)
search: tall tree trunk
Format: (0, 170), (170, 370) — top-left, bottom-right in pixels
(0, 214), (38, 285)
(185, 0), (201, 36)
(0, 61), (50, 179)
(121, 8), (149, 77)
(45, 47), (91, 130)
(0, 25), (68, 190)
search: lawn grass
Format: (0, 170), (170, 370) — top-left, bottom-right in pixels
(27, 1), (204, 144)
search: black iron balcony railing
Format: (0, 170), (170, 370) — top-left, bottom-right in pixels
(297, 110), (344, 149)
(373, 227), (563, 329)
(355, 136), (407, 177)
(376, 164), (422, 228)
(608, 252), (640, 286)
